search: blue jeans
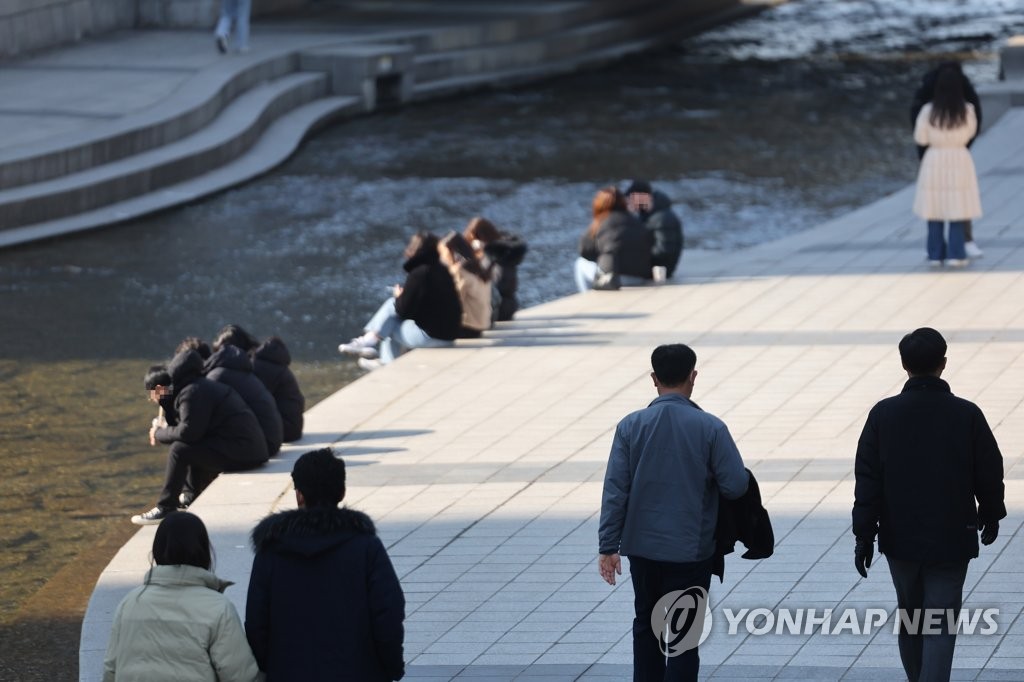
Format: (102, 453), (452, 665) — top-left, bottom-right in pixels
(215, 0), (251, 50)
(574, 257), (649, 292)
(927, 221), (967, 261)
(365, 297), (452, 364)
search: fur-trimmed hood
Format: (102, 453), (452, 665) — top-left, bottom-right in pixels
(251, 506), (376, 558)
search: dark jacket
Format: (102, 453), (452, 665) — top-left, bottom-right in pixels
(154, 350), (268, 467)
(252, 337), (304, 443)
(579, 210), (653, 281)
(713, 468), (774, 581)
(853, 376), (1005, 563)
(910, 64), (982, 159)
(482, 234), (528, 322)
(204, 345), (283, 456)
(394, 242), (462, 342)
(639, 191), (684, 277)
(246, 507), (406, 682)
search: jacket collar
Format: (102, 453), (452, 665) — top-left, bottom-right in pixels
(144, 564), (232, 593)
(648, 393), (702, 411)
(901, 375), (951, 393)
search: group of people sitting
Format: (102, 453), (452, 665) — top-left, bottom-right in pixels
(133, 324), (306, 525)
(337, 217), (528, 370)
(575, 179), (684, 292)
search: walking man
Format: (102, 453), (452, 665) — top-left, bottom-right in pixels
(853, 327), (1005, 682)
(599, 344), (749, 681)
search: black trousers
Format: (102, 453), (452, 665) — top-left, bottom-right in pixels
(629, 555), (713, 682)
(157, 441), (261, 511)
(887, 556), (969, 682)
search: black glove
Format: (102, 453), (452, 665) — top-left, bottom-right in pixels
(854, 537), (874, 578)
(980, 520), (999, 546)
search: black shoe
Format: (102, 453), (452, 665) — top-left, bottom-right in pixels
(131, 506), (173, 526)
(178, 491), (195, 509)
(216, 35), (228, 54)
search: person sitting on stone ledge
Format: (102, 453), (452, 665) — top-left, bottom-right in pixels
(463, 216), (528, 323)
(575, 186), (652, 292)
(203, 343), (283, 459)
(133, 348), (268, 525)
(439, 230), (493, 338)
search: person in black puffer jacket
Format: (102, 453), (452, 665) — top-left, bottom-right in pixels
(624, 180), (684, 279)
(464, 217), (528, 322)
(246, 448), (405, 681)
(337, 232), (462, 370)
(575, 186), (652, 292)
(204, 344), (283, 458)
(133, 349), (268, 525)
(213, 325), (306, 443)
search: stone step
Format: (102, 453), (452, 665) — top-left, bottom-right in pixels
(0, 94), (361, 249)
(0, 72), (328, 231)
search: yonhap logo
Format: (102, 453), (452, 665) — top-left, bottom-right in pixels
(651, 587), (711, 656)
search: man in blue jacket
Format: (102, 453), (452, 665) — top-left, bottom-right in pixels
(599, 344), (748, 681)
(246, 448), (406, 681)
(853, 328), (1005, 682)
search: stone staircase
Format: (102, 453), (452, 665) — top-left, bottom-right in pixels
(0, 0), (762, 249)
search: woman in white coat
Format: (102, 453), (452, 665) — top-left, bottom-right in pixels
(103, 512), (259, 681)
(913, 65), (983, 267)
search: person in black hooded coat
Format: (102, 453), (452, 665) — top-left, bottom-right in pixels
(133, 349), (268, 525)
(204, 344), (283, 457)
(246, 448), (405, 681)
(625, 180), (684, 278)
(252, 337), (305, 443)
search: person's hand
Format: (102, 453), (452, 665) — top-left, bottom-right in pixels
(392, 284), (403, 298)
(854, 537), (874, 578)
(598, 553), (621, 586)
(980, 520), (999, 545)
(148, 424), (158, 447)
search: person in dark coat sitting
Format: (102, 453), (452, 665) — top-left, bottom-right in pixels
(204, 344), (283, 459)
(213, 325), (305, 443)
(246, 448), (406, 681)
(133, 349), (268, 525)
(624, 179), (684, 278)
(575, 186), (652, 292)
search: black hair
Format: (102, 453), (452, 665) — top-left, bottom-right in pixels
(175, 336), (211, 360)
(899, 327), (947, 375)
(292, 448), (346, 508)
(144, 364), (171, 391)
(625, 179), (652, 195)
(651, 344), (697, 387)
(151, 511), (213, 570)
(929, 64), (968, 130)
(213, 324), (259, 353)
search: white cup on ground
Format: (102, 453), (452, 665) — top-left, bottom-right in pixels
(652, 265), (667, 283)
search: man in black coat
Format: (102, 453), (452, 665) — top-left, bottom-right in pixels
(133, 349), (269, 525)
(246, 448), (406, 681)
(204, 343), (283, 458)
(853, 327), (1005, 682)
(625, 180), (685, 278)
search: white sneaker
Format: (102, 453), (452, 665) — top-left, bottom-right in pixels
(357, 357), (383, 371)
(131, 506), (173, 525)
(928, 260), (943, 268)
(964, 241), (983, 258)
(947, 259), (969, 268)
(338, 333), (379, 358)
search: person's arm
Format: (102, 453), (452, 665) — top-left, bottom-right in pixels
(598, 421), (631, 586)
(852, 411), (882, 542)
(155, 386), (213, 444)
(973, 407), (1006, 527)
(393, 267), (426, 321)
(102, 601), (125, 682)
(367, 538), (406, 681)
(965, 77), (982, 140)
(913, 105), (931, 148)
(579, 230), (598, 262)
(210, 598), (261, 681)
(710, 422), (748, 500)
(964, 104), (978, 141)
(244, 552), (271, 671)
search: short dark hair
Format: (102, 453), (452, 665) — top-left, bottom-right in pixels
(144, 364), (171, 391)
(213, 324), (259, 353)
(176, 336), (211, 360)
(292, 448), (346, 508)
(625, 179), (652, 195)
(651, 344), (697, 386)
(152, 511), (212, 570)
(899, 327), (947, 374)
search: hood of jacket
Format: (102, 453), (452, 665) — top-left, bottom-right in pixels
(204, 344), (253, 375)
(651, 190), (673, 213)
(253, 337), (291, 366)
(251, 506), (377, 558)
(167, 349), (204, 393)
(484, 234), (528, 267)
(144, 563), (233, 593)
(403, 241), (441, 273)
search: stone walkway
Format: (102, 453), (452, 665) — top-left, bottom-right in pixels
(81, 106), (1024, 681)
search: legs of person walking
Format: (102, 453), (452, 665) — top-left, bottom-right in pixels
(947, 221), (967, 260)
(888, 557), (969, 682)
(214, 0), (237, 46)
(234, 0), (251, 51)
(628, 555), (713, 682)
(926, 221), (946, 263)
(574, 257), (599, 292)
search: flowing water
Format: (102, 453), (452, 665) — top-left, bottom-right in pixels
(1, 1), (1023, 677)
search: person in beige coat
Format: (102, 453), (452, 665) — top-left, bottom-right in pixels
(913, 65), (983, 268)
(103, 512), (259, 682)
(440, 230), (493, 337)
